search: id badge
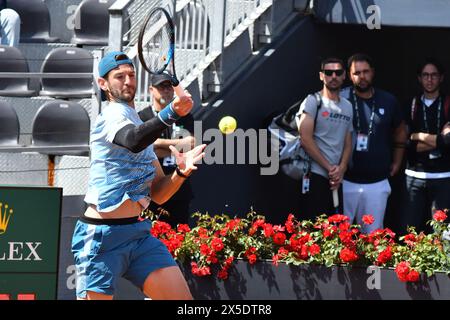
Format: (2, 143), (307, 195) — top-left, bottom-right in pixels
(163, 155), (176, 167)
(356, 133), (369, 152)
(429, 150), (442, 160)
(302, 175), (310, 194)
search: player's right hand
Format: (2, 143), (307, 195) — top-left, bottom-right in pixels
(172, 91), (193, 117)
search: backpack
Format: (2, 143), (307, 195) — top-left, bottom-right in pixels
(268, 92), (322, 180)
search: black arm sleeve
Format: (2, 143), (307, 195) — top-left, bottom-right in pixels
(113, 117), (168, 153)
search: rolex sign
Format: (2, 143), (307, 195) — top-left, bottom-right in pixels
(0, 187), (62, 300)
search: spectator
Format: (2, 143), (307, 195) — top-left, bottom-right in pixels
(139, 71), (196, 227)
(401, 58), (450, 233)
(341, 53), (407, 233)
(0, 1), (20, 47)
(297, 57), (353, 220)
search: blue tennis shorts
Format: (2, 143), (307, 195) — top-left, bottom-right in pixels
(71, 216), (177, 298)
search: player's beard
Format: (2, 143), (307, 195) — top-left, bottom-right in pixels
(109, 86), (135, 103)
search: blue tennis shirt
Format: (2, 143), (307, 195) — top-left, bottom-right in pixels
(84, 101), (157, 212)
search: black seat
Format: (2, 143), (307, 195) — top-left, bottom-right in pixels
(0, 100), (20, 146)
(0, 45), (35, 96)
(8, 0), (59, 43)
(71, 0), (130, 46)
(40, 47), (94, 98)
(31, 100), (90, 156)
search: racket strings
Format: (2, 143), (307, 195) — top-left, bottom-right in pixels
(142, 12), (174, 74)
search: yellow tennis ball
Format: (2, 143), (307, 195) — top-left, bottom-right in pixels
(219, 116), (237, 134)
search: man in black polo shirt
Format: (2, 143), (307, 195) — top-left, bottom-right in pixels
(0, 1), (20, 47)
(340, 53), (407, 233)
(138, 72), (196, 227)
(401, 58), (450, 233)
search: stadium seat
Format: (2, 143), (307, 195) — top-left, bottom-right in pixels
(8, 0), (59, 43)
(0, 100), (20, 146)
(39, 47), (94, 98)
(0, 45), (35, 96)
(71, 0), (130, 46)
(31, 100), (90, 156)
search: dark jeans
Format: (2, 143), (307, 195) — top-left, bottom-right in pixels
(298, 172), (344, 222)
(400, 175), (450, 234)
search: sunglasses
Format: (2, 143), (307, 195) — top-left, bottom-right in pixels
(322, 69), (344, 77)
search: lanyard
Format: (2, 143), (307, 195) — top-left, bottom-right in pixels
(352, 88), (376, 136)
(421, 95), (442, 133)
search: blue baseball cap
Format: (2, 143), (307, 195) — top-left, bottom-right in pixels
(98, 51), (134, 101)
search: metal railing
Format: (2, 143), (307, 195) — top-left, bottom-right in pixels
(108, 0), (274, 104)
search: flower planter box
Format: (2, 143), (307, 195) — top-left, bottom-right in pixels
(180, 260), (450, 300)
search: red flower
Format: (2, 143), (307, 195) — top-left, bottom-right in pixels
(362, 215), (375, 225)
(309, 244), (321, 256)
(200, 244), (211, 256)
(299, 245), (309, 260)
(289, 234), (300, 251)
(211, 237), (224, 252)
(253, 219), (265, 228)
(339, 231), (354, 245)
(278, 247), (289, 256)
(285, 214), (296, 233)
(407, 269), (420, 282)
(273, 225), (285, 232)
(206, 252), (218, 264)
(395, 261), (410, 282)
(328, 214), (349, 224)
(220, 227), (229, 237)
(224, 256), (234, 267)
(272, 254), (280, 266)
(433, 210), (447, 222)
(248, 254), (257, 264)
(177, 224), (190, 233)
(323, 228), (332, 239)
(395, 261), (420, 282)
(217, 268), (229, 280)
(273, 232), (286, 245)
(403, 234), (417, 246)
(198, 227), (209, 239)
(376, 246), (392, 265)
(339, 221), (351, 231)
(151, 221), (172, 237)
(339, 247), (359, 263)
(191, 262), (211, 277)
(226, 218), (241, 231)
(263, 223), (274, 237)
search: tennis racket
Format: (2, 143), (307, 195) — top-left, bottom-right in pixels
(137, 7), (185, 98)
(332, 189), (339, 214)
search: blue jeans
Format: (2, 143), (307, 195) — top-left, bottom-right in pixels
(401, 175), (450, 234)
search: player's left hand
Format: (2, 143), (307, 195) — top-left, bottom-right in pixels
(170, 144), (206, 177)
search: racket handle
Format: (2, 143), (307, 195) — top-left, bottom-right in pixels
(332, 189), (339, 210)
(173, 83), (186, 98)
